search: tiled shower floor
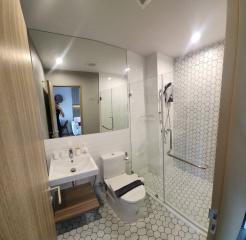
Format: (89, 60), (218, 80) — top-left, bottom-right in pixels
(57, 187), (206, 240)
(141, 165), (213, 230)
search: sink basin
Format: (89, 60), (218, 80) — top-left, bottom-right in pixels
(49, 153), (98, 186)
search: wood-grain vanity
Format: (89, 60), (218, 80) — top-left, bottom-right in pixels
(53, 183), (99, 223)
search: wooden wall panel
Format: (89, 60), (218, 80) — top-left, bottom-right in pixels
(213, 0), (246, 239)
(209, 0), (241, 239)
(0, 0), (56, 239)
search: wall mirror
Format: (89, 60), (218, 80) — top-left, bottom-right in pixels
(28, 29), (128, 138)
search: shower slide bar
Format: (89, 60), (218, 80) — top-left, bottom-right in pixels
(165, 129), (209, 170)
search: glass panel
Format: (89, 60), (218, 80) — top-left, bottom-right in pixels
(100, 89), (113, 132)
(100, 82), (128, 132)
(112, 85), (128, 130)
(129, 79), (148, 175)
(163, 43), (224, 229)
(130, 76), (164, 201)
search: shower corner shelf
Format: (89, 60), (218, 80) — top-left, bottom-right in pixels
(53, 183), (99, 223)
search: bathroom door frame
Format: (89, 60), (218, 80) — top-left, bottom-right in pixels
(0, 0), (56, 239)
(208, 0), (242, 239)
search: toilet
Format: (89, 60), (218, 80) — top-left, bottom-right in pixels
(101, 151), (146, 222)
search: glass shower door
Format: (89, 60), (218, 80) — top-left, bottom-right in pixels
(129, 76), (164, 201)
(162, 42), (224, 231)
(161, 71), (215, 231)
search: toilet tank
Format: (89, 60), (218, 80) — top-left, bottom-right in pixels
(101, 151), (125, 179)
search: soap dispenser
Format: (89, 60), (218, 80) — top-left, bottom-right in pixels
(75, 146), (81, 156)
(81, 143), (88, 154)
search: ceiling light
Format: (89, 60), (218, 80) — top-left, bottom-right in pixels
(56, 57), (63, 65)
(136, 0), (152, 9)
(125, 67), (131, 73)
(191, 32), (201, 44)
(88, 62), (96, 67)
(108, 77), (112, 81)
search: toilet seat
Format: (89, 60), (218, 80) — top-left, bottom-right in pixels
(105, 173), (146, 203)
(120, 185), (145, 203)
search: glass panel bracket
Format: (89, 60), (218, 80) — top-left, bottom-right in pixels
(208, 208), (218, 234)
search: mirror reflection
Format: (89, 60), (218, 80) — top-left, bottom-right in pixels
(29, 29), (128, 138)
(54, 86), (82, 137)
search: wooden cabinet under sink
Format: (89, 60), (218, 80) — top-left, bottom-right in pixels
(53, 183), (99, 223)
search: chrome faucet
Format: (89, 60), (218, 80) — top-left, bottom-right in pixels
(69, 148), (74, 162)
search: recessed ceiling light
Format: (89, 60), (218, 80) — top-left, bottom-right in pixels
(125, 67), (131, 73)
(56, 57), (63, 65)
(136, 0), (152, 9)
(88, 62), (96, 67)
(191, 32), (201, 44)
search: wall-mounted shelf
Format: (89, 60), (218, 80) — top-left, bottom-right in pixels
(53, 183), (99, 223)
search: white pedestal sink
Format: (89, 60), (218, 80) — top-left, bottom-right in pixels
(49, 153), (98, 186)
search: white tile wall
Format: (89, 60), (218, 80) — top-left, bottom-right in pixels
(44, 129), (130, 183)
(173, 42), (224, 182)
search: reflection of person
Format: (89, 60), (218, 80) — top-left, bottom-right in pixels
(55, 95), (64, 137)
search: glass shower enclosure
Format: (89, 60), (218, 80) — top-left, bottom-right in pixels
(129, 43), (224, 233)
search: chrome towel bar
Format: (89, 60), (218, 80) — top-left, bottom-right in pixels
(165, 128), (208, 170)
(167, 150), (208, 170)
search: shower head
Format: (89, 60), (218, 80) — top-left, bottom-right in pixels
(164, 82), (173, 103)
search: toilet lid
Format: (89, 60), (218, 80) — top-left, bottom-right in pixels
(105, 173), (146, 203)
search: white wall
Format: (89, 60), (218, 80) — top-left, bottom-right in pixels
(99, 73), (127, 91)
(44, 129), (130, 183)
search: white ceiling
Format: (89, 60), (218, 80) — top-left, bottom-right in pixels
(21, 0), (227, 57)
(29, 30), (126, 74)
